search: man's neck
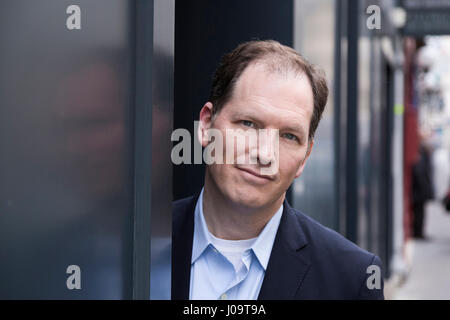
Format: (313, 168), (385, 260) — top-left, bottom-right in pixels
(202, 173), (284, 241)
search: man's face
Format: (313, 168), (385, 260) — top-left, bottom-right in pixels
(199, 63), (314, 209)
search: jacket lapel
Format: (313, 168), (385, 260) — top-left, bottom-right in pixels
(171, 193), (199, 300)
(258, 200), (311, 299)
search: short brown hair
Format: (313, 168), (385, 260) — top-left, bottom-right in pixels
(208, 40), (328, 140)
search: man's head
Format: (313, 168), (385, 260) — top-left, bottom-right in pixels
(198, 40), (328, 210)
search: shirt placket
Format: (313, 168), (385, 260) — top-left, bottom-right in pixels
(218, 249), (253, 300)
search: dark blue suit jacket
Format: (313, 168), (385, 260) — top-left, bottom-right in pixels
(172, 193), (384, 300)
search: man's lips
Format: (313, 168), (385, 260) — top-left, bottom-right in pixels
(236, 166), (275, 181)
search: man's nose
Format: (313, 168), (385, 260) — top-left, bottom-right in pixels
(257, 129), (278, 165)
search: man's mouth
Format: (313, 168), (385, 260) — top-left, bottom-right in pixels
(236, 166), (275, 183)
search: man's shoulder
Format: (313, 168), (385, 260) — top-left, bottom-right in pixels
(291, 208), (379, 269)
(173, 195), (196, 213)
(288, 206), (384, 299)
(172, 195), (197, 231)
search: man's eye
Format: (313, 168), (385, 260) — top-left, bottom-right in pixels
(241, 120), (255, 128)
(282, 133), (298, 142)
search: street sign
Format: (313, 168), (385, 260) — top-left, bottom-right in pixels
(402, 0), (450, 35)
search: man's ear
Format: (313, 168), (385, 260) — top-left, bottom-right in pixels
(294, 139), (314, 179)
(197, 102), (214, 148)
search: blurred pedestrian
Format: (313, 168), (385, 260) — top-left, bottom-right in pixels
(412, 141), (435, 239)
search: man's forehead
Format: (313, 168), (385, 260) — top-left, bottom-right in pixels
(234, 63), (310, 94)
(230, 63), (314, 113)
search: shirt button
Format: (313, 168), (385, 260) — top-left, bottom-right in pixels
(220, 293), (227, 300)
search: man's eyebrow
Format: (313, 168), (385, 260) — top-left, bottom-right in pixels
(232, 111), (261, 120)
(231, 112), (267, 126)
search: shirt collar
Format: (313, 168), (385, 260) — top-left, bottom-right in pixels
(191, 187), (284, 271)
(250, 203), (283, 270)
(191, 188), (212, 263)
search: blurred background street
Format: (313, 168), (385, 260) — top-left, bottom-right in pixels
(391, 200), (450, 299)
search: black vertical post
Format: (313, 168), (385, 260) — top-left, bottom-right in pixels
(333, 0), (342, 233)
(385, 64), (394, 278)
(133, 0), (174, 300)
(345, 0), (359, 243)
(133, 0), (154, 299)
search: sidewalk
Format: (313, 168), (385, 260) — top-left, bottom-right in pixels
(392, 201), (450, 299)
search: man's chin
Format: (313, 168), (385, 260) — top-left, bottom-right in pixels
(228, 189), (271, 209)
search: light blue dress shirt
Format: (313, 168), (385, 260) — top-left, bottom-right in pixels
(189, 188), (283, 300)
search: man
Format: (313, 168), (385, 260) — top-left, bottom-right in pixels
(172, 40), (384, 300)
